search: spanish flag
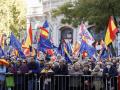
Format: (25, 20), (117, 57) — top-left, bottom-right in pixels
(40, 27), (49, 38)
(105, 16), (118, 46)
(25, 23), (33, 48)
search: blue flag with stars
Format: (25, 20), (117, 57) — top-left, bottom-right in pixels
(10, 33), (26, 59)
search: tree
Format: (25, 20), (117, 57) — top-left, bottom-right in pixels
(52, 0), (120, 32)
(0, 0), (26, 36)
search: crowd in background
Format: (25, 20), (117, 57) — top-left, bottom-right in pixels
(0, 35), (119, 90)
(0, 53), (119, 90)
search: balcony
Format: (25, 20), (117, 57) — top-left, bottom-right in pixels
(43, 0), (71, 13)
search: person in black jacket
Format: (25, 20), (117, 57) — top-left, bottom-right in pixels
(28, 57), (39, 74)
(27, 57), (40, 90)
(57, 60), (68, 75)
(103, 62), (118, 90)
(82, 64), (92, 90)
(103, 62), (118, 77)
(54, 60), (68, 90)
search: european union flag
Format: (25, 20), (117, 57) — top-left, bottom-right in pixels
(79, 41), (87, 53)
(43, 20), (49, 28)
(10, 33), (26, 59)
(64, 53), (72, 64)
(64, 46), (72, 64)
(80, 40), (96, 59)
(10, 33), (21, 50)
(38, 47), (46, 53)
(100, 48), (109, 60)
(37, 36), (54, 52)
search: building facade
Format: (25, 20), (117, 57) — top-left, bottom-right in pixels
(26, 0), (78, 47)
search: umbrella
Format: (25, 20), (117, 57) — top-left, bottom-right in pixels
(0, 59), (9, 66)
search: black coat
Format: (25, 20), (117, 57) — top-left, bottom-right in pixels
(57, 64), (68, 75)
(103, 66), (118, 77)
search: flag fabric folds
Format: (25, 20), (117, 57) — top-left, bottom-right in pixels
(10, 33), (21, 50)
(25, 23), (33, 48)
(39, 36), (54, 49)
(23, 23), (33, 56)
(38, 22), (55, 54)
(40, 27), (49, 39)
(58, 42), (72, 64)
(55, 42), (72, 64)
(77, 22), (94, 45)
(43, 20), (49, 28)
(63, 46), (72, 64)
(10, 33), (25, 59)
(72, 41), (80, 56)
(105, 16), (118, 46)
(37, 36), (54, 53)
(100, 48), (109, 60)
(66, 41), (72, 56)
(42, 20), (53, 40)
(79, 40), (96, 59)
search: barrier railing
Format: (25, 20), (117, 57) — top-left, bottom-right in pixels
(51, 75), (118, 90)
(0, 73), (119, 90)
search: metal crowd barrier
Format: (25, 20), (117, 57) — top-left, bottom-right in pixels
(0, 73), (119, 90)
(51, 75), (118, 90)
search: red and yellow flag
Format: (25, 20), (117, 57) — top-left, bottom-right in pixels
(40, 27), (49, 38)
(25, 23), (33, 48)
(105, 16), (118, 46)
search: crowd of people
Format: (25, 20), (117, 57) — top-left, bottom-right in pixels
(0, 36), (119, 90)
(2, 53), (119, 76)
(0, 52), (119, 90)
